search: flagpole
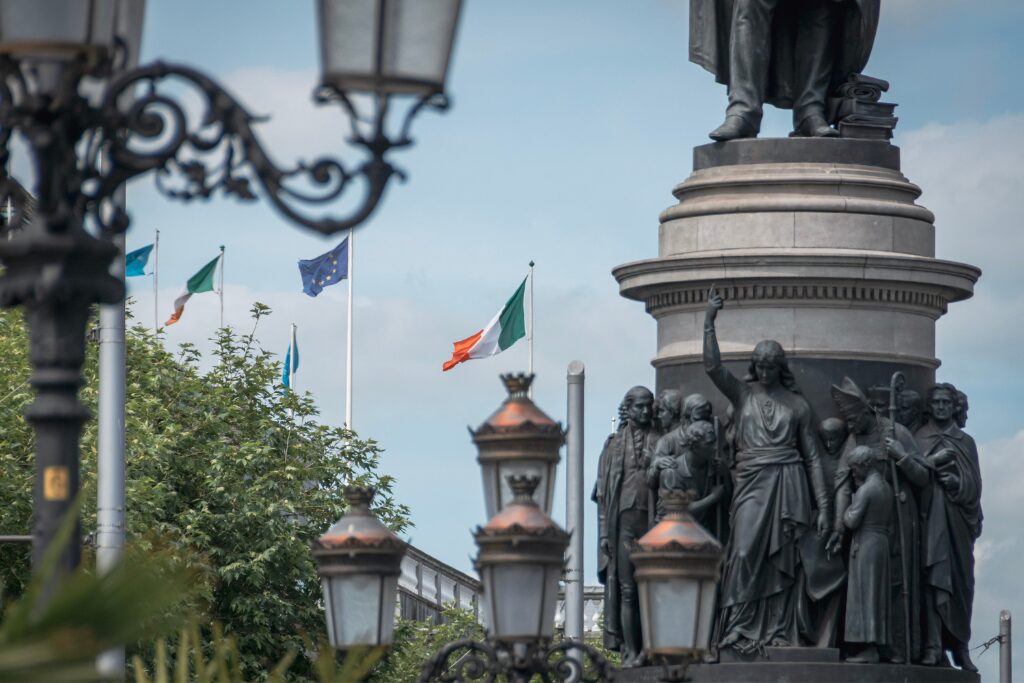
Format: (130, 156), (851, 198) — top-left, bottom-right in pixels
(218, 244), (225, 328)
(528, 260), (535, 398)
(345, 229), (354, 431)
(153, 229), (159, 333)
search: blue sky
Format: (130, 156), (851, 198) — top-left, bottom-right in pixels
(111, 2), (1024, 677)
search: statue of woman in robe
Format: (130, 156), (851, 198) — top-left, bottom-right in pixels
(703, 285), (831, 655)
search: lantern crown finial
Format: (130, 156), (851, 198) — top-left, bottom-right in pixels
(508, 475), (541, 504)
(343, 485), (375, 512)
(500, 372), (534, 399)
(660, 490), (696, 517)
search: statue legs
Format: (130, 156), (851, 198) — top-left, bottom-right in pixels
(718, 0), (776, 138)
(616, 508), (648, 666)
(712, 0), (839, 140)
(792, 1), (839, 137)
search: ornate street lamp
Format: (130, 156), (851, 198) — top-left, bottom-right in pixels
(472, 374), (563, 518)
(0, 0), (461, 600)
(475, 475), (569, 642)
(631, 491), (723, 681)
(419, 474), (611, 683)
(312, 486), (407, 650)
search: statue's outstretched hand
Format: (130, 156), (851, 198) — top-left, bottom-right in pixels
(706, 284), (724, 323)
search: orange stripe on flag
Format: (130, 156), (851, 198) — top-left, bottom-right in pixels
(165, 306), (185, 326)
(442, 329), (484, 372)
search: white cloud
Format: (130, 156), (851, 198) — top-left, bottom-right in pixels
(971, 431), (1024, 682)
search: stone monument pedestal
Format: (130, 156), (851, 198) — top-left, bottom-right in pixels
(614, 648), (979, 682)
(614, 661), (980, 683)
(613, 137), (980, 412)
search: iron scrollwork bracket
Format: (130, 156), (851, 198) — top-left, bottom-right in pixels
(75, 60), (446, 237)
(418, 638), (615, 683)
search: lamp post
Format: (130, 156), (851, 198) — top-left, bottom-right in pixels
(417, 474), (611, 683)
(314, 375), (612, 683)
(630, 491), (724, 682)
(473, 373), (563, 518)
(0, 0), (461, 602)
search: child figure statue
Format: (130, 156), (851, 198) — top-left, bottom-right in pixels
(647, 420), (727, 529)
(843, 445), (894, 663)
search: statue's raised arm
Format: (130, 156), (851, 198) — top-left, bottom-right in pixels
(703, 285), (745, 405)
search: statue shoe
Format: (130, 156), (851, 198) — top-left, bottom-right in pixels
(709, 115), (758, 141)
(794, 114), (839, 138)
(921, 648), (943, 666)
(952, 647), (979, 673)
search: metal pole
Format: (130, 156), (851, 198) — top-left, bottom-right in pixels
(345, 229), (354, 430)
(528, 261), (535, 398)
(1002, 610), (1013, 683)
(96, 189), (127, 679)
(565, 361), (585, 644)
(153, 229), (159, 333)
(218, 244), (225, 328)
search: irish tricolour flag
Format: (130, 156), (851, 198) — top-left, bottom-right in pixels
(443, 277), (527, 372)
(165, 254), (222, 326)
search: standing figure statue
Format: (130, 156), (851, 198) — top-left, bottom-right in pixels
(828, 377), (929, 664)
(842, 446), (893, 664)
(915, 383), (983, 671)
(655, 389), (685, 435)
(689, 0), (881, 140)
(703, 286), (830, 654)
(954, 389), (970, 429)
(592, 386), (659, 667)
(682, 393), (714, 428)
(896, 389), (927, 434)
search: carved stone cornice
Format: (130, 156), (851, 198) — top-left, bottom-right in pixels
(614, 250), (980, 319)
(642, 281), (950, 318)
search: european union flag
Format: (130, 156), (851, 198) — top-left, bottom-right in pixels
(298, 238), (348, 297)
(125, 243), (154, 277)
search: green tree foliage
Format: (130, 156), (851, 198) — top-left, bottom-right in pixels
(369, 607), (486, 683)
(0, 303), (409, 680)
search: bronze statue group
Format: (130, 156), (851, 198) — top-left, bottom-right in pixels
(593, 287), (983, 671)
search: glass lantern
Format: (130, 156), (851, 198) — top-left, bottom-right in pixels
(312, 486), (407, 649)
(317, 0), (462, 97)
(0, 0), (144, 95)
(475, 475), (569, 642)
(631, 491), (723, 662)
(473, 373), (563, 519)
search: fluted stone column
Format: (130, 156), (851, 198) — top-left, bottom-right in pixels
(614, 138), (980, 414)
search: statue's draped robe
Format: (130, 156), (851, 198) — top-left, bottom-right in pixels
(689, 0), (881, 109)
(704, 330), (829, 649)
(795, 448), (846, 647)
(834, 418), (928, 662)
(916, 422), (983, 647)
(843, 474), (893, 646)
(592, 426), (658, 650)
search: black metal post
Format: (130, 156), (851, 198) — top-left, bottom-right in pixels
(0, 99), (123, 602)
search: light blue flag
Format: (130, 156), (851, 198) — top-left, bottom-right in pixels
(282, 325), (299, 390)
(125, 244), (154, 277)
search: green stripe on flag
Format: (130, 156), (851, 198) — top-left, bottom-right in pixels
(187, 255), (221, 294)
(497, 277), (527, 351)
